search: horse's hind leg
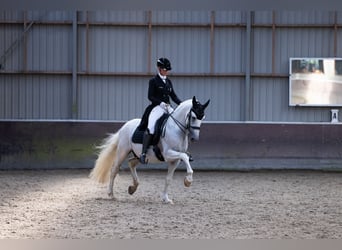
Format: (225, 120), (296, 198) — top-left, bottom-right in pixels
(108, 163), (120, 198)
(108, 147), (129, 199)
(128, 157), (140, 195)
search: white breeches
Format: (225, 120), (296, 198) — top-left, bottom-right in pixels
(148, 104), (174, 134)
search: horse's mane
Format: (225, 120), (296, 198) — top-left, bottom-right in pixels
(170, 99), (192, 120)
(177, 99), (192, 110)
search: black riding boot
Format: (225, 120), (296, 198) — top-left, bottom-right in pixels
(139, 132), (153, 164)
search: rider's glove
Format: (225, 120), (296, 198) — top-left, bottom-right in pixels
(160, 102), (169, 110)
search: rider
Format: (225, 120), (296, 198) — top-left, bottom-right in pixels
(139, 57), (182, 164)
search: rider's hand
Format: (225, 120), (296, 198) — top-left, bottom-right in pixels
(160, 102), (169, 110)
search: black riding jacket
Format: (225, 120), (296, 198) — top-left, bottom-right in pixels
(148, 75), (182, 107)
(138, 75), (182, 131)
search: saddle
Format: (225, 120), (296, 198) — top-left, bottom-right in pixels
(132, 113), (169, 161)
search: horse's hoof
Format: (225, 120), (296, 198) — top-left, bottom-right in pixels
(162, 198), (174, 205)
(128, 185), (137, 195)
(184, 177), (192, 187)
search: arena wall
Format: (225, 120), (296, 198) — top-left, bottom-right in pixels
(1, 121), (342, 170)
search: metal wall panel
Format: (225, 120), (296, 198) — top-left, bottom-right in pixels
(0, 11), (73, 72)
(0, 10), (73, 25)
(276, 28), (334, 72)
(165, 77), (242, 121)
(276, 10), (335, 24)
(215, 28), (246, 73)
(0, 75), (71, 119)
(78, 76), (149, 120)
(152, 27), (210, 74)
(250, 10), (341, 122)
(0, 25), (24, 71)
(0, 11), (22, 21)
(1, 10), (342, 123)
(77, 26), (87, 71)
(175, 77), (243, 121)
(336, 11), (342, 56)
(27, 25), (72, 72)
(253, 11), (336, 76)
(26, 10), (73, 21)
(252, 28), (273, 74)
(88, 10), (147, 23)
(253, 11), (272, 24)
(252, 11), (273, 74)
(252, 78), (331, 122)
(152, 11), (210, 24)
(87, 26), (148, 73)
(215, 11), (246, 24)
(77, 75), (241, 121)
(337, 11), (342, 24)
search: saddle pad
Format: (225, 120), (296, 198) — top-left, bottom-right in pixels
(132, 128), (144, 144)
(131, 113), (169, 145)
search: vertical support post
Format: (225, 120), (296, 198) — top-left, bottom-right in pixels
(272, 10), (276, 75)
(86, 11), (89, 73)
(334, 11), (338, 57)
(210, 11), (215, 74)
(72, 10), (78, 119)
(244, 10), (252, 121)
(23, 11), (28, 72)
(147, 10), (152, 73)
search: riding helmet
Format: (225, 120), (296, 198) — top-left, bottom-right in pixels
(157, 58), (172, 71)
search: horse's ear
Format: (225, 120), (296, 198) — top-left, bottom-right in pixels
(203, 99), (210, 109)
(192, 96), (197, 105)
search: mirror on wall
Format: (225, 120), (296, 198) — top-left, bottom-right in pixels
(289, 58), (342, 106)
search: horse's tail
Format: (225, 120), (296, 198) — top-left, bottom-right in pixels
(89, 132), (119, 184)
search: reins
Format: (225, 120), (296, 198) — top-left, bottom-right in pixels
(169, 112), (188, 134)
(166, 108), (201, 137)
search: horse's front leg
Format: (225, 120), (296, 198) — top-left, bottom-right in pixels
(165, 150), (194, 187)
(162, 160), (179, 204)
(182, 155), (193, 187)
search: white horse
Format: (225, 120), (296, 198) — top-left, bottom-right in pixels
(89, 96), (210, 204)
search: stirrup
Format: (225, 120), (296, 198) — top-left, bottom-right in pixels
(187, 152), (194, 162)
(188, 154), (194, 162)
(139, 153), (148, 164)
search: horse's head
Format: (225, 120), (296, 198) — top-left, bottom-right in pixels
(188, 96), (210, 141)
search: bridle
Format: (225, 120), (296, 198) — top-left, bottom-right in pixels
(168, 108), (201, 135)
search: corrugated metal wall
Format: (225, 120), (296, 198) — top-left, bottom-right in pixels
(251, 10), (339, 122)
(1, 10), (341, 122)
(0, 75), (71, 119)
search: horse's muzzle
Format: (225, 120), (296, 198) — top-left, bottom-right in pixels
(190, 126), (200, 141)
(190, 132), (200, 141)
